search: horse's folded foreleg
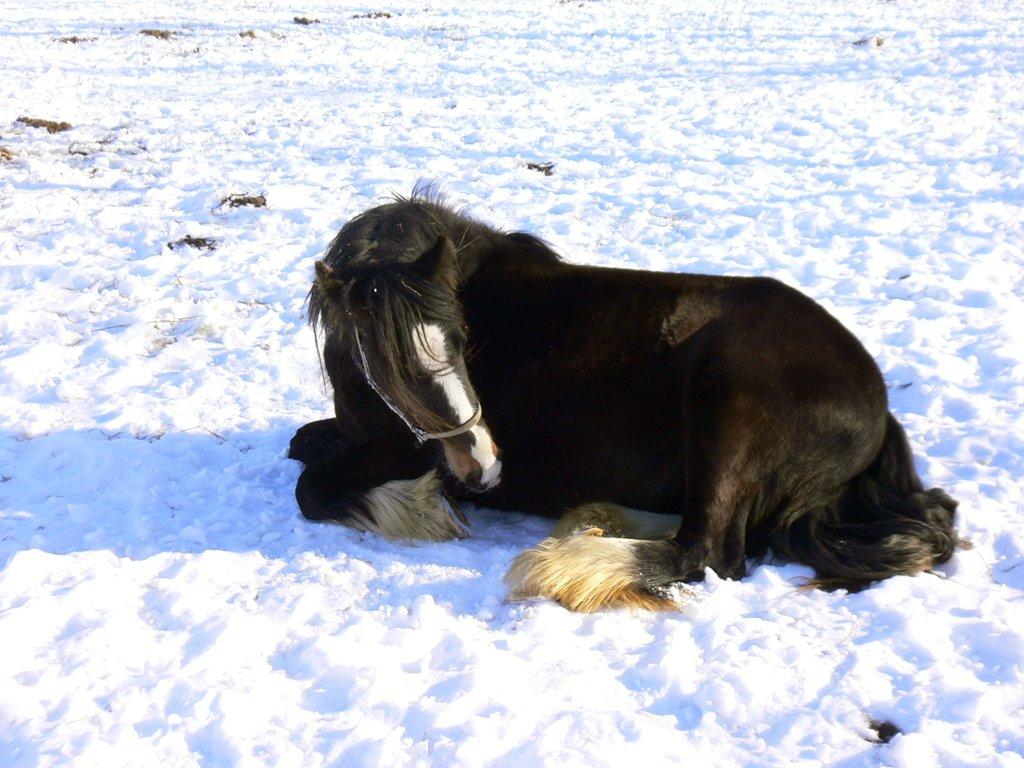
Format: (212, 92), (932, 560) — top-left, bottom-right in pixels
(294, 436), (469, 541)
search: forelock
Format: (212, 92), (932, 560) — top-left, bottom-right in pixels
(356, 266), (467, 433)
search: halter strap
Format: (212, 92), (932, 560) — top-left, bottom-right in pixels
(353, 326), (482, 443)
(420, 404), (482, 440)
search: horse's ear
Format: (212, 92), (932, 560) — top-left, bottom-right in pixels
(414, 235), (458, 289)
(314, 260), (333, 282)
(315, 261), (346, 299)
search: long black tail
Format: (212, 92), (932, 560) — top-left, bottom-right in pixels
(772, 413), (965, 591)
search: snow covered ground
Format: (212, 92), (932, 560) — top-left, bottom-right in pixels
(2, 0), (1023, 764)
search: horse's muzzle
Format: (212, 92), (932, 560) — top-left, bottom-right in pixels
(443, 438), (502, 493)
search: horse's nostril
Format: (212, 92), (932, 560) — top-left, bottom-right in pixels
(467, 466), (483, 488)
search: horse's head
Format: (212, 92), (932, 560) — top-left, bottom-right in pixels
(313, 235), (502, 491)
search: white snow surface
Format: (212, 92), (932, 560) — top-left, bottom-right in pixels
(2, 0), (1023, 765)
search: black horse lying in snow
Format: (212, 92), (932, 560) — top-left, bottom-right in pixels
(288, 190), (963, 611)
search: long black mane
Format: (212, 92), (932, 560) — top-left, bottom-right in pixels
(308, 185), (556, 328)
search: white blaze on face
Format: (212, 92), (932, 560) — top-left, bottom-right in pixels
(414, 323), (501, 488)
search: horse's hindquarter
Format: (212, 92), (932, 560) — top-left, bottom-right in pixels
(670, 276), (890, 487)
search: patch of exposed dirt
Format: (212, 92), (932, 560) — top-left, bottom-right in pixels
(526, 161), (555, 176)
(221, 193), (267, 208)
(867, 719), (901, 744)
(55, 35), (97, 44)
(17, 117), (72, 133)
(168, 235), (217, 250)
(352, 12), (393, 19)
(140, 29), (175, 40)
(293, 17), (320, 25)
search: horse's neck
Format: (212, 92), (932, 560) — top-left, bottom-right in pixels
(461, 248), (573, 352)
